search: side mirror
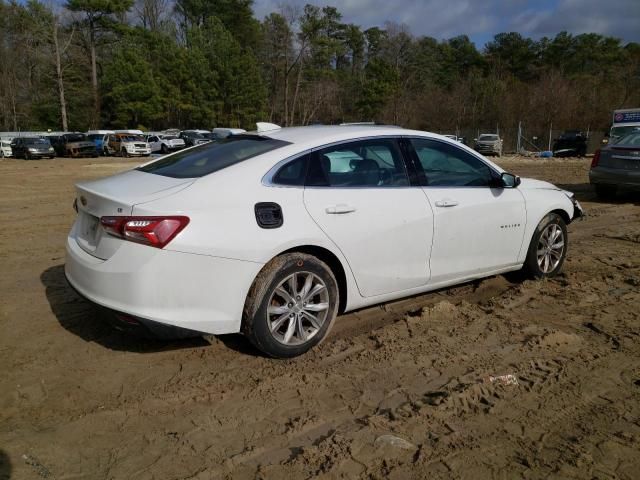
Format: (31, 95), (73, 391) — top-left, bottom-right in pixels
(501, 172), (520, 188)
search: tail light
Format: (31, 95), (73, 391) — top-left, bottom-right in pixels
(100, 216), (189, 248)
(591, 149), (600, 168)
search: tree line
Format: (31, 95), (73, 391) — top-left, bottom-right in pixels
(1, 0), (639, 134)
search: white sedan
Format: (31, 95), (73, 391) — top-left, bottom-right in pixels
(65, 125), (583, 357)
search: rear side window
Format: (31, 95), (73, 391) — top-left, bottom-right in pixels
(138, 135), (291, 178)
(272, 155), (309, 186)
(307, 139), (409, 187)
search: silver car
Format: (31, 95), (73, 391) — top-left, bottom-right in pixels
(590, 131), (640, 198)
(474, 133), (503, 157)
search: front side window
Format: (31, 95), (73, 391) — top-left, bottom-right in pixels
(307, 139), (409, 187)
(139, 135), (291, 178)
(410, 138), (495, 187)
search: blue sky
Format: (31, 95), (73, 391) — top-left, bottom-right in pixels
(253, 0), (640, 47)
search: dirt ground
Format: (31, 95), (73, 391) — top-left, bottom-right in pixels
(1, 155), (639, 480)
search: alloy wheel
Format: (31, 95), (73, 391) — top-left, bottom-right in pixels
(536, 223), (565, 273)
(266, 272), (330, 346)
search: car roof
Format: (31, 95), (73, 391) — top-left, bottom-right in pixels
(255, 125), (427, 150)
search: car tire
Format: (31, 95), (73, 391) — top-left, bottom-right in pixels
(242, 253), (339, 358)
(523, 213), (568, 279)
(161, 144), (169, 154)
(121, 148), (129, 158)
(594, 183), (617, 199)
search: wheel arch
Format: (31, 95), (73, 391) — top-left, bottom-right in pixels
(278, 245), (348, 314)
(550, 208), (571, 225)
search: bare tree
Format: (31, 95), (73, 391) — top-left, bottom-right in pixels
(134, 0), (168, 31)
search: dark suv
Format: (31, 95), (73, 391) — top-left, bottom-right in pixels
(10, 137), (56, 159)
(553, 131), (587, 157)
(179, 131), (210, 147)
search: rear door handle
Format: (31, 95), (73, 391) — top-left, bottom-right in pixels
(434, 199), (459, 208)
(325, 204), (357, 214)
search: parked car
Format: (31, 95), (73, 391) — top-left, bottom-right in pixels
(1, 139), (13, 157)
(10, 137), (56, 159)
(210, 127), (246, 139)
(553, 130), (587, 157)
(107, 133), (151, 157)
(65, 125), (583, 358)
(180, 130), (210, 147)
(87, 130), (115, 156)
(146, 134), (186, 154)
(49, 133), (99, 158)
(474, 134), (503, 156)
(590, 131), (640, 198)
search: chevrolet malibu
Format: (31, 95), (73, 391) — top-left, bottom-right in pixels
(65, 125), (583, 357)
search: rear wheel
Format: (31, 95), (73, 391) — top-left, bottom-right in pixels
(243, 253), (339, 358)
(594, 183), (617, 199)
(523, 213), (567, 278)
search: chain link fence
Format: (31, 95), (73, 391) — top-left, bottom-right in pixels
(434, 126), (605, 155)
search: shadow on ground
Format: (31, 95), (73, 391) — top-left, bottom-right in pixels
(557, 183), (640, 205)
(40, 264), (211, 353)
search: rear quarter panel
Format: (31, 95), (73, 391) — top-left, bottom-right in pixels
(131, 164), (361, 308)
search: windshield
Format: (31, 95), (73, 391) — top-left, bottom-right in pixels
(162, 135), (179, 140)
(611, 126), (640, 141)
(25, 138), (50, 146)
(615, 133), (640, 146)
(119, 135), (144, 142)
(65, 134), (86, 142)
(479, 135), (499, 141)
(184, 132), (205, 138)
(138, 135), (291, 178)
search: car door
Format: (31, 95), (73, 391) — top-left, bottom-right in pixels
(408, 137), (526, 284)
(303, 137), (434, 298)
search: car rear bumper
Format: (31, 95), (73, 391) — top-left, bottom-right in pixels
(589, 167), (640, 187)
(65, 225), (263, 335)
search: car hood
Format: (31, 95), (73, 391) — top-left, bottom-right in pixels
(519, 177), (564, 191)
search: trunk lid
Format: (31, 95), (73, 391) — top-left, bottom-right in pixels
(599, 146), (640, 170)
(74, 169), (195, 259)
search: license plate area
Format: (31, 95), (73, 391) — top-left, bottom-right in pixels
(78, 211), (101, 250)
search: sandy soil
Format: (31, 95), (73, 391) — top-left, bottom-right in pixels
(1, 156), (639, 479)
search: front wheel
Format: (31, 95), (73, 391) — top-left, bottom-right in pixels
(161, 144), (169, 154)
(523, 213), (568, 278)
(242, 253), (339, 358)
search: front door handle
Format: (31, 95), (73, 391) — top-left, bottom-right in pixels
(434, 199), (459, 208)
(325, 204), (357, 214)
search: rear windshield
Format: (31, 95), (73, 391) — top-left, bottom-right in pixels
(479, 135), (498, 141)
(138, 135), (290, 178)
(615, 133), (640, 146)
(25, 138), (50, 145)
